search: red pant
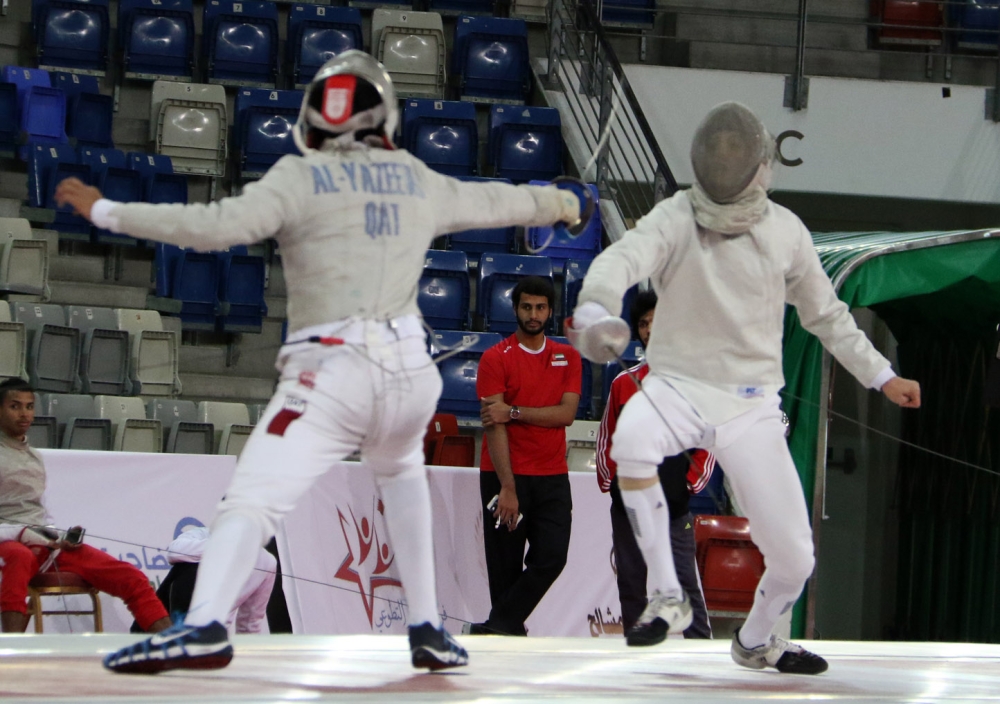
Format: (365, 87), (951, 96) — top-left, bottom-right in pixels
(0, 541), (168, 630)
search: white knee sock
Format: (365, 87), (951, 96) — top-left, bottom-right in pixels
(376, 471), (441, 628)
(617, 469), (683, 599)
(738, 572), (803, 648)
(184, 512), (264, 628)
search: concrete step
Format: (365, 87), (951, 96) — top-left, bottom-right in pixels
(678, 14), (868, 52)
(179, 320), (285, 377)
(659, 0), (868, 21)
(179, 373), (276, 404)
(47, 280), (150, 309)
(48, 246), (154, 289)
(688, 41), (881, 80)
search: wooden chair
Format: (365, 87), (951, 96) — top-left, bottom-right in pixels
(26, 572), (103, 633)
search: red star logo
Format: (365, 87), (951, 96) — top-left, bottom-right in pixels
(333, 499), (401, 627)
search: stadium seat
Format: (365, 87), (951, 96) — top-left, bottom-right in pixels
(127, 152), (188, 204)
(401, 98), (478, 176)
(876, 0), (943, 46)
(600, 337), (644, 410)
(489, 105), (563, 183)
(288, 4), (364, 88)
(154, 244), (221, 331)
(10, 302), (82, 393)
(446, 177), (515, 261)
(953, 0), (998, 49)
(525, 181), (601, 271)
(476, 252), (552, 334)
(348, 0), (410, 12)
(203, 1), (279, 88)
(95, 395), (163, 452)
(150, 81), (228, 176)
(28, 414), (58, 448)
(119, 0), (196, 81)
(233, 88), (302, 180)
(372, 9), (447, 99)
(561, 258), (590, 328)
(453, 17), (530, 104)
(0, 218), (49, 297)
(218, 245), (268, 333)
(693, 515), (764, 614)
(52, 72), (112, 148)
(33, 0), (110, 74)
(197, 401), (254, 455)
(510, 0), (547, 22)
(146, 398), (213, 454)
(65, 305), (130, 396)
(600, 0), (655, 27)
(26, 142), (92, 238)
(564, 419), (597, 471)
(0, 303), (28, 383)
(418, 249), (470, 330)
(429, 0), (494, 16)
(79, 147), (142, 245)
(424, 411), (457, 462)
(689, 464), (727, 515)
(2, 66), (67, 157)
(42, 392), (111, 450)
(431, 330), (501, 417)
(0, 81), (18, 156)
(424, 413), (476, 466)
(550, 336), (591, 419)
(114, 308), (181, 396)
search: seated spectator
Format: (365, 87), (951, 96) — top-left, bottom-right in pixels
(0, 377), (171, 634)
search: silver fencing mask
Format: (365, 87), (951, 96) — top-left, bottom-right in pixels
(689, 102), (774, 204)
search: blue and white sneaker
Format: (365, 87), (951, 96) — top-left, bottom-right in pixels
(408, 622), (469, 670)
(103, 620), (233, 674)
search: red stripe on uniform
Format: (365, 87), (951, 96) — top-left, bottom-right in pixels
(267, 409), (303, 437)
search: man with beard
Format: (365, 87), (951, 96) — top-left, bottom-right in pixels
(471, 276), (582, 636)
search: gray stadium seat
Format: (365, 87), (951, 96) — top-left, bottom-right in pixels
(150, 81), (228, 176)
(28, 391), (58, 449)
(66, 306), (130, 396)
(197, 401), (255, 455)
(10, 303), (81, 393)
(114, 308), (181, 397)
(565, 420), (598, 473)
(247, 403), (268, 425)
(146, 398), (213, 454)
(94, 395), (163, 452)
(43, 393), (112, 451)
(372, 10), (446, 99)
(0, 218), (48, 297)
(0, 303), (28, 382)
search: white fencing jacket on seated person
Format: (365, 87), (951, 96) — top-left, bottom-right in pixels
(576, 190), (894, 426)
(91, 144), (574, 335)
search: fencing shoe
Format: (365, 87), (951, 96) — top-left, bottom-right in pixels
(103, 620), (233, 674)
(730, 628), (828, 674)
(409, 622), (469, 670)
(625, 591), (693, 646)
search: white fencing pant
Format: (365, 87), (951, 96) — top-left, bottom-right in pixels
(610, 375), (814, 644)
(185, 331), (443, 629)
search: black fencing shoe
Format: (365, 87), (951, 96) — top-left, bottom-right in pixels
(409, 622), (469, 671)
(730, 628), (829, 675)
(625, 591), (693, 646)
(103, 621), (233, 674)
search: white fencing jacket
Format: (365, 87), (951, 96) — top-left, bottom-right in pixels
(93, 145), (575, 334)
(577, 190), (893, 425)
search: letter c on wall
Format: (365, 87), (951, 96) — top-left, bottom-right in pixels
(775, 130), (804, 167)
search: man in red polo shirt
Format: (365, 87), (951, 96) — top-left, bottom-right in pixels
(472, 275), (582, 636)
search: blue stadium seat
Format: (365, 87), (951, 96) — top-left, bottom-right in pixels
(26, 143), (93, 238)
(401, 99), (478, 177)
(418, 250), (470, 330)
(453, 17), (530, 104)
(477, 252), (552, 334)
(600, 338), (645, 412)
(218, 245), (268, 333)
(79, 147), (142, 245)
(233, 88), (302, 180)
(429, 0), (494, 16)
(689, 464), (727, 515)
(954, 0), (1000, 49)
(0, 82), (17, 156)
(489, 105), (563, 183)
(446, 176), (515, 262)
(561, 258), (590, 328)
(127, 152), (188, 204)
(154, 244), (221, 330)
(52, 72), (112, 148)
(432, 330), (502, 417)
(118, 0), (195, 80)
(287, 5), (363, 88)
(32, 0), (110, 74)
(525, 181), (601, 271)
(203, 1), (280, 87)
(600, 0), (654, 27)
(549, 335), (591, 419)
(2, 66), (67, 157)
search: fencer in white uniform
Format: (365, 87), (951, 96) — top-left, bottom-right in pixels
(567, 102), (921, 674)
(56, 51), (587, 674)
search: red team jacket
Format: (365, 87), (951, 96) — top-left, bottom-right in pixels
(596, 362), (716, 494)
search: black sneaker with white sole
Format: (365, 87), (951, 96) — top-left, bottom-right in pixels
(103, 620), (233, 674)
(625, 591), (693, 647)
(409, 622), (469, 670)
(730, 628), (828, 675)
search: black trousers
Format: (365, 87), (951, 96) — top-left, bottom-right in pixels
(609, 463), (713, 638)
(479, 471), (573, 635)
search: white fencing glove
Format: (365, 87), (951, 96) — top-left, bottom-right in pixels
(19, 526), (60, 547)
(566, 301), (631, 364)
